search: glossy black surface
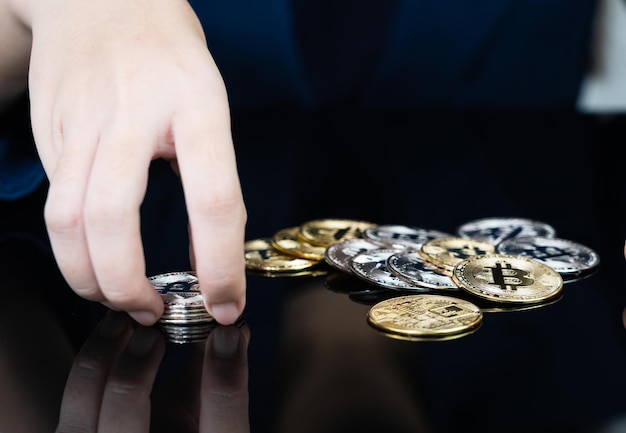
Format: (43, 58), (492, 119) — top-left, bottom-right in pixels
(2, 110), (626, 433)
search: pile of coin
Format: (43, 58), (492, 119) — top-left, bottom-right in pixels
(148, 271), (216, 344)
(244, 216), (600, 341)
(244, 218), (376, 276)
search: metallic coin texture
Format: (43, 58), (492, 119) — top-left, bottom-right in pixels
(350, 248), (425, 291)
(159, 323), (215, 344)
(372, 325), (480, 342)
(419, 237), (495, 275)
(247, 267), (329, 278)
(245, 238), (321, 272)
(454, 291), (563, 313)
(367, 294), (483, 337)
(386, 250), (459, 291)
(271, 226), (327, 260)
(298, 218), (376, 247)
(324, 238), (382, 273)
(149, 271), (205, 307)
(148, 271), (214, 324)
(496, 236), (600, 278)
(452, 253), (563, 303)
(363, 224), (453, 250)
(456, 217), (556, 245)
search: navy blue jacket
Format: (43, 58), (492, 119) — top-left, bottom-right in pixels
(0, 0), (599, 199)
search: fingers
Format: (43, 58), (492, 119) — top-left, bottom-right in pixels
(83, 121), (165, 324)
(29, 5), (243, 326)
(45, 115), (165, 326)
(200, 325), (251, 433)
(56, 312), (165, 433)
(175, 100), (247, 325)
(44, 129), (101, 302)
(57, 312), (135, 432)
(98, 325), (165, 432)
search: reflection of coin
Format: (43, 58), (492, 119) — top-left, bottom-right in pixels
(387, 250), (459, 291)
(349, 291), (399, 306)
(451, 290), (563, 313)
(452, 254), (563, 304)
(496, 236), (600, 281)
(245, 238), (320, 272)
(271, 226), (327, 260)
(247, 267), (329, 278)
(367, 294), (483, 337)
(324, 238), (382, 273)
(158, 323), (215, 344)
(420, 237), (495, 275)
(363, 224), (453, 250)
(350, 248), (424, 291)
(324, 271), (381, 294)
(298, 218), (376, 247)
(456, 217), (556, 245)
(371, 324), (481, 342)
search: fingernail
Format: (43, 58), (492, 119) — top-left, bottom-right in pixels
(212, 326), (240, 359)
(208, 302), (241, 325)
(129, 310), (158, 326)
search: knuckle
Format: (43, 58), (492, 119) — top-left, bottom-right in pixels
(44, 200), (83, 234)
(102, 287), (138, 306)
(189, 194), (246, 224)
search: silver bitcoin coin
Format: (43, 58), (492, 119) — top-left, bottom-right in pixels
(149, 271), (214, 325)
(350, 249), (424, 291)
(386, 249), (459, 291)
(324, 238), (383, 274)
(363, 224), (453, 250)
(456, 217), (556, 245)
(496, 236), (600, 282)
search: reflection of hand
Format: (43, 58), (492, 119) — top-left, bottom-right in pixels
(199, 325), (251, 433)
(150, 323), (251, 433)
(25, 0), (246, 326)
(56, 311), (166, 432)
(57, 310), (251, 432)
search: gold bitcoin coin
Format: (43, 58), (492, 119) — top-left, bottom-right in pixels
(419, 237), (495, 275)
(247, 267), (330, 278)
(452, 253), (563, 304)
(271, 226), (327, 260)
(367, 294), (483, 337)
(244, 238), (321, 272)
(297, 218), (376, 247)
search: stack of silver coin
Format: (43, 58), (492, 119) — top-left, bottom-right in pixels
(148, 271), (216, 344)
(148, 271), (215, 325)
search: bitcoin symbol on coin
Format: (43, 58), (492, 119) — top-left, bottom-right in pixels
(161, 281), (194, 295)
(488, 262), (534, 291)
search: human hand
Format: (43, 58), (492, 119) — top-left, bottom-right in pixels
(26, 0), (247, 325)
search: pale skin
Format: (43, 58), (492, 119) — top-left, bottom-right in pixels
(0, 0), (247, 326)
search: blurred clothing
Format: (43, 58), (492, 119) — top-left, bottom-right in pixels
(0, 0), (599, 199)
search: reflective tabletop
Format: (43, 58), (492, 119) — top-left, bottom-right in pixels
(2, 109), (626, 433)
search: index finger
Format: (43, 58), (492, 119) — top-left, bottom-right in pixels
(175, 101), (247, 326)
